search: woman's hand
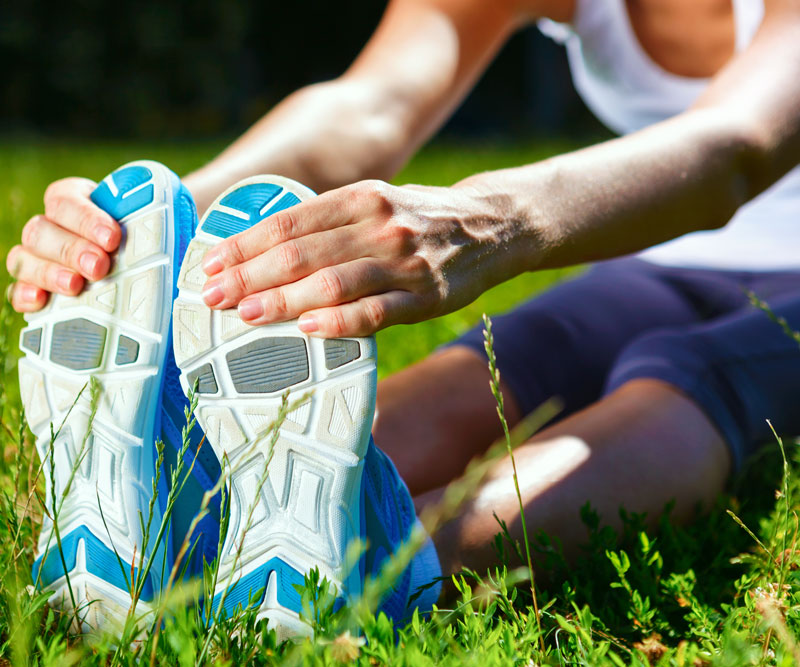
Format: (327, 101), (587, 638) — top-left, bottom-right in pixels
(201, 180), (521, 337)
(6, 178), (122, 312)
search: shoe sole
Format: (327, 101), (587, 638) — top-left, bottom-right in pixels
(172, 175), (376, 639)
(19, 161), (180, 633)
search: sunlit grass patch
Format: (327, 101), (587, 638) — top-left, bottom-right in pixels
(1, 139), (800, 664)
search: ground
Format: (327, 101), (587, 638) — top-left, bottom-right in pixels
(0, 139), (799, 665)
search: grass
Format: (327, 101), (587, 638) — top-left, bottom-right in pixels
(1, 138), (800, 664)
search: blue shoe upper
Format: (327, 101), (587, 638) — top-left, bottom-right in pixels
(362, 438), (442, 623)
(161, 183), (223, 578)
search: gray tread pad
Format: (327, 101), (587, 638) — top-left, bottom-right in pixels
(115, 334), (140, 365)
(188, 363), (219, 394)
(323, 339), (360, 370)
(225, 337), (309, 394)
(50, 318), (107, 371)
(22, 328), (42, 355)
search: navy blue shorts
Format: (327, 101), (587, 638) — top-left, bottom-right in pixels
(454, 258), (800, 470)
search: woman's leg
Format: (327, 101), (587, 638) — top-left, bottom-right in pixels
(422, 379), (731, 574)
(422, 290), (800, 575)
(374, 346), (521, 497)
(374, 259), (703, 496)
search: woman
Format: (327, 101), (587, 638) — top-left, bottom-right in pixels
(8, 0), (800, 580)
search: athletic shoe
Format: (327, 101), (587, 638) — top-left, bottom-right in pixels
(18, 160), (196, 632)
(363, 438), (442, 624)
(172, 175), (440, 639)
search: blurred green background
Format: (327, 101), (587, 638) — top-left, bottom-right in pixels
(0, 2), (603, 383)
(0, 1), (606, 140)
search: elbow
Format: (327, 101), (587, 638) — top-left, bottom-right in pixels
(719, 114), (784, 206)
(291, 79), (409, 189)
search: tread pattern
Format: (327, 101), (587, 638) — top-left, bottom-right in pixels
(172, 176), (376, 635)
(50, 318), (107, 370)
(20, 161), (178, 633)
(226, 337), (309, 393)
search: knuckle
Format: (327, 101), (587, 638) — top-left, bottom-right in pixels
(363, 298), (385, 329)
(59, 239), (87, 269)
(43, 183), (70, 219)
(327, 309), (347, 338)
(40, 262), (56, 289)
(405, 253), (434, 281)
(228, 266), (251, 295)
(45, 194), (68, 224)
(265, 288), (288, 318)
(222, 236), (245, 266)
(42, 180), (63, 207)
(268, 211), (297, 244)
(77, 204), (101, 237)
(57, 241), (72, 267)
(383, 221), (416, 255)
(317, 269), (344, 303)
(276, 241), (302, 274)
(356, 180), (394, 216)
(21, 216), (42, 248)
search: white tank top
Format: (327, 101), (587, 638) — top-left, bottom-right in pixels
(539, 0), (800, 271)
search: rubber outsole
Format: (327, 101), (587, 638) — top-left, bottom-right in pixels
(172, 176), (376, 638)
(19, 161), (180, 633)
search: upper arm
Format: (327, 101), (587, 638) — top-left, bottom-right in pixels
(693, 0), (800, 192)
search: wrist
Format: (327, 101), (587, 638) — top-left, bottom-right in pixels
(452, 170), (552, 277)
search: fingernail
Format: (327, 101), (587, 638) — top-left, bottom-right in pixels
(79, 252), (100, 276)
(94, 225), (113, 248)
(202, 252), (223, 275)
(57, 270), (76, 292)
(297, 315), (318, 333)
(238, 298), (263, 321)
(19, 284), (39, 303)
(202, 281), (224, 307)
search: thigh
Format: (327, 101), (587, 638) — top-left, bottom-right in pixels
(606, 290), (800, 469)
(452, 258), (702, 418)
(375, 258), (701, 494)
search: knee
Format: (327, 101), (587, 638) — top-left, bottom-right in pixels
(605, 328), (711, 397)
(605, 327), (745, 469)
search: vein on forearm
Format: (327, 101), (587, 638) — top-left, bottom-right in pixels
(462, 108), (784, 274)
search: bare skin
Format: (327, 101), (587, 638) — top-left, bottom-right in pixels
(374, 346), (523, 497)
(6, 0), (799, 578)
(417, 378), (732, 573)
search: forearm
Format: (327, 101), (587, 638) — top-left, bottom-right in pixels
(463, 3), (800, 278)
(458, 109), (784, 277)
(184, 79), (409, 213)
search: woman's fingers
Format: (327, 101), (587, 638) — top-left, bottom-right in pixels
(235, 259), (393, 325)
(9, 282), (48, 312)
(202, 225), (369, 309)
(6, 245), (84, 297)
(43, 178), (121, 251)
(21, 215), (110, 281)
(297, 291), (421, 338)
(201, 180), (392, 275)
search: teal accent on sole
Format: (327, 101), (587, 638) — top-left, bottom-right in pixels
(201, 183), (282, 238)
(90, 165), (155, 220)
(263, 192), (301, 217)
(211, 557), (305, 616)
(199, 183), (307, 240)
(32, 525), (155, 602)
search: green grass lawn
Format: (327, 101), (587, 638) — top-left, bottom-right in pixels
(0, 139), (799, 665)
